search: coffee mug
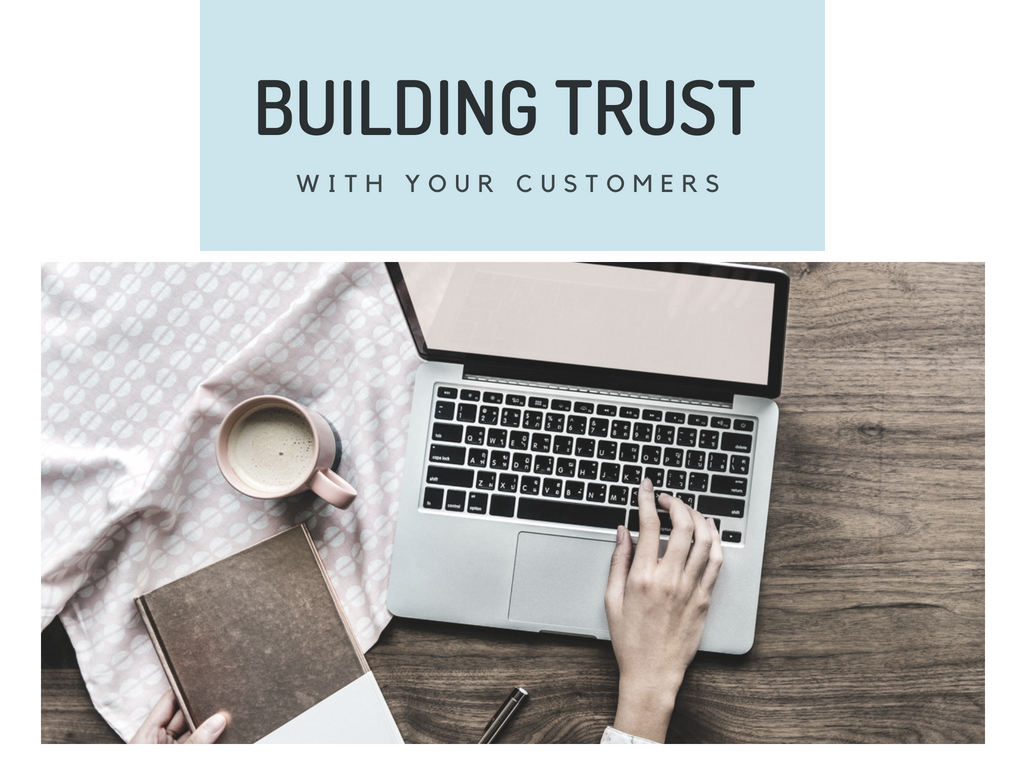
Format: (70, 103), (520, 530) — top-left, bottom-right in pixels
(215, 395), (357, 509)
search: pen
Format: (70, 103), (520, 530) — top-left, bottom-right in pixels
(478, 686), (528, 744)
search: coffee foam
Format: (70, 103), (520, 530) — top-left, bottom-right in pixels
(226, 406), (316, 492)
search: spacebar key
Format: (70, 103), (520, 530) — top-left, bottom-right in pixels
(517, 498), (626, 530)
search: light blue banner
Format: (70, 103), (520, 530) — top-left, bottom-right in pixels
(201, 1), (823, 250)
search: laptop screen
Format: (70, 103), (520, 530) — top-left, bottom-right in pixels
(393, 262), (789, 398)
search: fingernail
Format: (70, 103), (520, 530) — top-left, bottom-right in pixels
(203, 713), (227, 736)
(616, 525), (626, 544)
(641, 477), (653, 491)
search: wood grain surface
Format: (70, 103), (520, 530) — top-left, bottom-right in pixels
(41, 262), (985, 744)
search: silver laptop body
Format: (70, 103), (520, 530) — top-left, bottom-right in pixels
(386, 262), (789, 654)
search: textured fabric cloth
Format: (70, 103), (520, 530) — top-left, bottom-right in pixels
(600, 726), (658, 744)
(40, 262), (419, 740)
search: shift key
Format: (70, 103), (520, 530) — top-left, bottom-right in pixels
(426, 465), (474, 488)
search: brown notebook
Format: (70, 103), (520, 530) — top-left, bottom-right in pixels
(135, 524), (398, 743)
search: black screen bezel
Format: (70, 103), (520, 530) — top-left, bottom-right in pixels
(386, 262), (790, 401)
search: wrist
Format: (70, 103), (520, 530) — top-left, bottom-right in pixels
(612, 677), (682, 744)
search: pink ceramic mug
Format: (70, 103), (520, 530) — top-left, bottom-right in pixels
(215, 395), (357, 509)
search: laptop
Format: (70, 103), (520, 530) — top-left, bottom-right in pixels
(385, 262), (789, 654)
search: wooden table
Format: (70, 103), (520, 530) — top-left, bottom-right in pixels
(41, 262), (985, 744)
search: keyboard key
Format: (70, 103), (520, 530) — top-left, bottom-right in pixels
(574, 402), (594, 414)
(688, 472), (709, 492)
(665, 412), (687, 424)
(476, 471), (496, 490)
(517, 497), (626, 530)
(552, 399), (572, 412)
(699, 430), (719, 450)
(426, 465), (474, 487)
(685, 450), (706, 470)
(619, 443), (639, 463)
(523, 410), (544, 430)
(544, 413), (565, 432)
(534, 456), (554, 475)
(722, 530), (742, 543)
(460, 389), (481, 401)
(597, 404), (617, 416)
(564, 480), (585, 500)
(697, 495), (745, 517)
(491, 495), (516, 517)
(721, 432), (752, 453)
(457, 403), (477, 422)
(445, 490), (467, 512)
(620, 407), (640, 419)
(586, 482), (607, 503)
(542, 478), (563, 497)
(500, 408), (521, 428)
(423, 486), (444, 509)
(489, 451), (510, 470)
(711, 417), (731, 429)
(640, 445), (662, 465)
(608, 485), (629, 505)
(437, 387), (458, 399)
(596, 440), (617, 459)
(483, 392), (503, 404)
(574, 438), (595, 457)
(498, 473), (518, 493)
(677, 428), (697, 447)
(467, 493), (488, 514)
(465, 426), (485, 445)
(567, 415), (588, 434)
(556, 458), (577, 477)
(487, 428), (508, 448)
(711, 475), (748, 496)
(520, 476), (540, 495)
(429, 444), (466, 465)
(733, 419), (754, 432)
(666, 470), (687, 489)
(509, 431), (529, 450)
(531, 433), (551, 453)
(553, 435), (574, 455)
(506, 395), (527, 407)
(468, 448), (488, 467)
(578, 460), (599, 480)
(664, 448), (685, 467)
(511, 453), (532, 472)
(642, 409), (663, 422)
(622, 465), (643, 484)
(432, 423), (463, 442)
(588, 418), (609, 437)
(730, 455), (750, 475)
(435, 401), (455, 420)
(610, 420), (631, 439)
(708, 452), (728, 472)
(643, 467), (664, 486)
(688, 414), (708, 426)
(632, 423), (653, 442)
(479, 405), (500, 424)
(528, 396), (549, 408)
(600, 462), (621, 482)
(654, 425), (675, 444)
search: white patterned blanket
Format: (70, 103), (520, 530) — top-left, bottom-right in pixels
(41, 262), (420, 740)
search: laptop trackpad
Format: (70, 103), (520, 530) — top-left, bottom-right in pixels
(508, 532), (613, 634)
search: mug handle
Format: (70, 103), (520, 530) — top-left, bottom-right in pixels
(309, 468), (358, 509)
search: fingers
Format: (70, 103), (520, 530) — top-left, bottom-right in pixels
(700, 516), (724, 593)
(633, 478), (661, 568)
(605, 524), (634, 616)
(185, 712), (229, 744)
(129, 689), (178, 743)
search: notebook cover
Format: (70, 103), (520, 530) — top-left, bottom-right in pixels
(134, 524), (377, 744)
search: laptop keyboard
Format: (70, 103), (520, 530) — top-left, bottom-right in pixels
(421, 383), (754, 544)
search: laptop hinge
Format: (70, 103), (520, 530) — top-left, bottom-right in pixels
(462, 372), (735, 410)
